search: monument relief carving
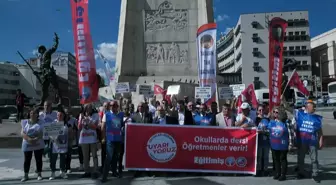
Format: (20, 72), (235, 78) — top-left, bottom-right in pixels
(145, 1), (188, 32)
(146, 42), (188, 64)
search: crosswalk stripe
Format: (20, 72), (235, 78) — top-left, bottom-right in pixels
(0, 159), (9, 163)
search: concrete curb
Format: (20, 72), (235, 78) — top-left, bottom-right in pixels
(1, 136), (336, 148)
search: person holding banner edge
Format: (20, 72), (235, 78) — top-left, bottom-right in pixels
(21, 107), (45, 182)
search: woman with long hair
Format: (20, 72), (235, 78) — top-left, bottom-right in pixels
(48, 109), (72, 180)
(268, 107), (294, 181)
(78, 103), (99, 178)
(21, 107), (45, 182)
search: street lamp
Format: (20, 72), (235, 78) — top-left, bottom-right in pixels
(317, 53), (327, 96)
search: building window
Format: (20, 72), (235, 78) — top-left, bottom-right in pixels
(288, 32), (293, 36)
(289, 46), (294, 50)
(302, 60), (308, 65)
(295, 31), (300, 35)
(301, 31), (306, 35)
(295, 46), (300, 50)
(253, 62), (260, 72)
(288, 19), (294, 27)
(252, 33), (259, 43)
(251, 21), (258, 28)
(283, 47), (287, 50)
(301, 46), (307, 50)
(252, 48), (259, 57)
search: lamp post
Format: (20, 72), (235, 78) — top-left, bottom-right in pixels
(318, 53), (327, 97)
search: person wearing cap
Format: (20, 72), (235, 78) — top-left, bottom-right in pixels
(235, 102), (255, 128)
(295, 100), (323, 183)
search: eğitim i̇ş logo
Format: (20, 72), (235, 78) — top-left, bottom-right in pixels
(146, 133), (177, 163)
(271, 125), (284, 138)
(236, 157), (247, 167)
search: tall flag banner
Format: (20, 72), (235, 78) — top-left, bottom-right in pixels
(96, 50), (115, 84)
(287, 69), (310, 96)
(196, 23), (217, 106)
(268, 18), (287, 111)
(71, 0), (98, 104)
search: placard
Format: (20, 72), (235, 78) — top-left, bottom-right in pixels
(129, 84), (137, 92)
(229, 84), (246, 97)
(166, 85), (180, 95)
(139, 85), (153, 97)
(195, 87), (211, 99)
(43, 122), (64, 139)
(218, 87), (233, 99)
(116, 82), (130, 94)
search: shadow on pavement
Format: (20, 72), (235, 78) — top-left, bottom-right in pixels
(166, 177), (224, 185)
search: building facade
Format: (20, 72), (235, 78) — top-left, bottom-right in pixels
(217, 11), (312, 90)
(0, 62), (21, 105)
(51, 51), (79, 105)
(311, 28), (336, 91)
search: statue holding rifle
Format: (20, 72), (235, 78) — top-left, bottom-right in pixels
(34, 33), (62, 106)
(17, 33), (63, 107)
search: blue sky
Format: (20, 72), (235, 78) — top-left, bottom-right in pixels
(0, 0), (335, 81)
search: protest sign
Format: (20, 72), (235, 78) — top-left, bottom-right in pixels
(218, 87), (233, 99)
(167, 85), (180, 95)
(138, 85), (153, 97)
(229, 84), (245, 97)
(43, 122), (64, 139)
(195, 87), (211, 100)
(116, 82), (130, 94)
(125, 124), (257, 174)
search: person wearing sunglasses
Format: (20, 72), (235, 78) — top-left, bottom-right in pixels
(267, 107), (294, 181)
(255, 104), (271, 177)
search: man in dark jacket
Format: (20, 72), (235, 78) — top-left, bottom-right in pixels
(153, 105), (178, 125)
(15, 89), (26, 121)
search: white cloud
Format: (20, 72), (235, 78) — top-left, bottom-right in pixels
(31, 49), (38, 56)
(216, 14), (229, 22)
(94, 42), (117, 61)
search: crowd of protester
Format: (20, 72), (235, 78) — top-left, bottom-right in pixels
(19, 95), (323, 183)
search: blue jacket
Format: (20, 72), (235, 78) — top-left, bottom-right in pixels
(193, 113), (213, 126)
(296, 110), (322, 146)
(106, 111), (124, 142)
(257, 118), (270, 148)
(268, 120), (289, 151)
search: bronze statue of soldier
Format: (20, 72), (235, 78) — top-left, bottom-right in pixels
(34, 33), (62, 106)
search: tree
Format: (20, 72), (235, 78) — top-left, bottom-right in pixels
(96, 73), (106, 88)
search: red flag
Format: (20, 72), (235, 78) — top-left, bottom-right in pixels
(236, 84), (258, 113)
(288, 71), (309, 96)
(154, 85), (171, 105)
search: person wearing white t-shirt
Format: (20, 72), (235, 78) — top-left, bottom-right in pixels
(78, 104), (99, 178)
(235, 102), (255, 128)
(39, 100), (57, 158)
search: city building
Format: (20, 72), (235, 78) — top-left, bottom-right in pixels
(0, 62), (20, 105)
(51, 51), (79, 105)
(217, 11), (312, 91)
(311, 28), (336, 91)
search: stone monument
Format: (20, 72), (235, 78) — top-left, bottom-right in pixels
(115, 0), (214, 85)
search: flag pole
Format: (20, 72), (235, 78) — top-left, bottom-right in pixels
(281, 68), (296, 97)
(96, 49), (114, 99)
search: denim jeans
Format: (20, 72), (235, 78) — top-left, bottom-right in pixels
(102, 141), (121, 179)
(298, 144), (319, 177)
(50, 153), (66, 172)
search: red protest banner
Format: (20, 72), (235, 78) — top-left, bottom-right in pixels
(125, 124), (257, 174)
